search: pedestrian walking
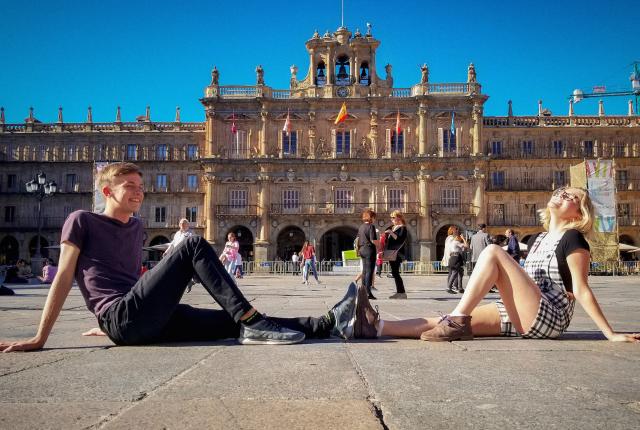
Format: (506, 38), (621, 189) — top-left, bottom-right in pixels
(221, 232), (240, 275)
(291, 252), (300, 276)
(301, 241), (320, 285)
(469, 223), (491, 272)
(442, 226), (468, 294)
(506, 228), (520, 261)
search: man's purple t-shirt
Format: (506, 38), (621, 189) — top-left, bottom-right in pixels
(61, 210), (143, 317)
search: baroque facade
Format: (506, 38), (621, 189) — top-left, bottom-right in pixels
(1, 26), (639, 264)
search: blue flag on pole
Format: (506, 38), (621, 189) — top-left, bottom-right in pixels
(450, 111), (455, 136)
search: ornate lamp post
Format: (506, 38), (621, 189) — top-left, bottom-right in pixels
(26, 172), (57, 265)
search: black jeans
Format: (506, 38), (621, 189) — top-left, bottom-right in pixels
(99, 236), (329, 345)
(447, 254), (464, 291)
(389, 259), (405, 293)
(359, 245), (376, 295)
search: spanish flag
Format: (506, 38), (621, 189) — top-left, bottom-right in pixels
(334, 102), (348, 125)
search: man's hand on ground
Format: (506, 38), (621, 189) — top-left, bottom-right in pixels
(82, 328), (107, 336)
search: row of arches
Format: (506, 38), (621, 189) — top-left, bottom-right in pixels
(0, 235), (51, 265)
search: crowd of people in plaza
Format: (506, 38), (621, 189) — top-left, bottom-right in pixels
(1, 162), (638, 354)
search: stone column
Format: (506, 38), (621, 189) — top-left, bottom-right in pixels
(417, 168), (433, 262)
(205, 109), (215, 156)
(255, 170), (270, 261)
(472, 102), (483, 155)
(472, 166), (487, 225)
(418, 104), (427, 155)
(203, 173), (218, 244)
(260, 109), (268, 156)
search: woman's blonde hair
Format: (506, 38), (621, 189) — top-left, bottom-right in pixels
(447, 225), (459, 236)
(390, 210), (406, 225)
(538, 187), (594, 235)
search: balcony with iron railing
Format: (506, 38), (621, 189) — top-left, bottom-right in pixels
(430, 203), (478, 217)
(618, 216), (640, 227)
(269, 202), (420, 216)
(488, 212), (539, 227)
(486, 177), (554, 192)
(140, 216), (206, 229)
(616, 178), (640, 192)
(0, 216), (67, 230)
(487, 142), (604, 160)
(215, 205), (259, 217)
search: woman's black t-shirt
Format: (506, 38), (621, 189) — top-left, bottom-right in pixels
(526, 229), (590, 293)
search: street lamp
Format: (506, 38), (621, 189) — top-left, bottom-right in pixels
(26, 172), (57, 264)
(570, 62), (640, 113)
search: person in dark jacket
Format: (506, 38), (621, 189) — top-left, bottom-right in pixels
(386, 210), (408, 299)
(506, 229), (520, 261)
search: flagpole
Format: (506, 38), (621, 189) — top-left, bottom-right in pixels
(341, 0), (344, 27)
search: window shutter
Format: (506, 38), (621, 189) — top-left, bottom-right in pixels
(296, 130), (301, 156)
(437, 128), (444, 156)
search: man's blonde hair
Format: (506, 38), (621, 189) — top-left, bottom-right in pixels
(97, 162), (142, 188)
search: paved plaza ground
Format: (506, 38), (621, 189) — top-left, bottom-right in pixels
(1, 274), (639, 429)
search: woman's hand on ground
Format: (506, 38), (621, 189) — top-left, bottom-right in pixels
(608, 333), (640, 342)
(0, 337), (44, 352)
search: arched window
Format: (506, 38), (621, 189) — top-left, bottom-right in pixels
(335, 55), (350, 86)
(359, 61), (370, 85)
(316, 61), (326, 86)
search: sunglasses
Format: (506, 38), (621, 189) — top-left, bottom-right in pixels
(552, 188), (579, 202)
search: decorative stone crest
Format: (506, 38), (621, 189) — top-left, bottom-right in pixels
(392, 168), (402, 181)
(339, 165), (349, 181)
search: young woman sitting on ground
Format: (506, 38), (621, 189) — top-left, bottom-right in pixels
(352, 187), (640, 343)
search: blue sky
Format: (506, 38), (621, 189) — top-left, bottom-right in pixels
(1, 0), (637, 123)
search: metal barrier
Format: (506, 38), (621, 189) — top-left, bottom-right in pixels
(144, 260), (640, 276)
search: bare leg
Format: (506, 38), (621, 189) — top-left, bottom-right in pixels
(380, 303), (501, 339)
(452, 244), (540, 334)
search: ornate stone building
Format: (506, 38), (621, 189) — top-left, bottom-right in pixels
(1, 26), (639, 264)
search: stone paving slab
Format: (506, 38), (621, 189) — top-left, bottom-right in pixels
(1, 274), (639, 429)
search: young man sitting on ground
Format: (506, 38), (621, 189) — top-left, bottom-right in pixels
(0, 162), (356, 352)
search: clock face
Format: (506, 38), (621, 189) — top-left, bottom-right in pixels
(336, 86), (350, 98)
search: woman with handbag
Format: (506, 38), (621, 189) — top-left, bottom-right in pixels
(385, 210), (408, 299)
(357, 208), (379, 299)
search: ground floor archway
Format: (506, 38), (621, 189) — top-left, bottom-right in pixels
(319, 226), (358, 261)
(276, 226), (306, 261)
(434, 224), (465, 261)
(226, 225), (254, 261)
(148, 235), (170, 262)
(28, 236), (49, 259)
(0, 235), (19, 265)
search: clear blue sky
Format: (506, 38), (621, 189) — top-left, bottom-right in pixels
(1, 0), (637, 123)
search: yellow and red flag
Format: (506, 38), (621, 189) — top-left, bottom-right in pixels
(283, 109), (291, 136)
(334, 102), (348, 125)
(395, 110), (402, 134)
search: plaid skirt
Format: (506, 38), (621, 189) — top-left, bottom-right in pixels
(495, 290), (575, 339)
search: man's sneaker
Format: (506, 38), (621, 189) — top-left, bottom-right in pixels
(330, 282), (358, 339)
(354, 285), (380, 339)
(238, 317), (305, 345)
(420, 315), (473, 342)
(389, 292), (407, 299)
